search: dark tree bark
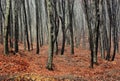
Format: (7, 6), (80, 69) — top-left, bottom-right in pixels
(0, 0), (5, 19)
(35, 0), (40, 54)
(60, 0), (66, 55)
(22, 0), (30, 51)
(105, 0), (112, 61)
(68, 0), (75, 54)
(53, 0), (59, 54)
(83, 0), (100, 68)
(46, 0), (55, 70)
(9, 0), (13, 48)
(100, 0), (105, 59)
(111, 0), (118, 61)
(4, 0), (11, 55)
(14, 0), (21, 53)
(83, 0), (94, 68)
(26, 0), (33, 50)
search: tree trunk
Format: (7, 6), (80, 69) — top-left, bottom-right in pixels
(61, 0), (66, 55)
(4, 0), (10, 55)
(22, 0), (30, 51)
(35, 0), (40, 54)
(46, 0), (54, 70)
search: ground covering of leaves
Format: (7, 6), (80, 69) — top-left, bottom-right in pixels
(0, 44), (120, 81)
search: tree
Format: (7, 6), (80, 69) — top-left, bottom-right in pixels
(111, 0), (118, 61)
(68, 0), (75, 54)
(105, 0), (112, 61)
(35, 0), (40, 54)
(83, 0), (100, 68)
(53, 0), (59, 54)
(4, 0), (11, 54)
(60, 0), (66, 55)
(26, 0), (33, 50)
(22, 0), (30, 51)
(0, 0), (4, 44)
(14, 0), (21, 53)
(46, 0), (55, 70)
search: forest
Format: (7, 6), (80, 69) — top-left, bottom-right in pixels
(0, 0), (120, 80)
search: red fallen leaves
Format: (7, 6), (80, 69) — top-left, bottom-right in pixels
(0, 44), (120, 80)
(0, 54), (30, 75)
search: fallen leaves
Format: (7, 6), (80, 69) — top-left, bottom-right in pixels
(0, 54), (30, 75)
(0, 44), (120, 80)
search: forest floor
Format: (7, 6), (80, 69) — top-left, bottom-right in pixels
(0, 44), (120, 81)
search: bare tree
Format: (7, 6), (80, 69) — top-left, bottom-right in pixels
(46, 0), (55, 70)
(82, 0), (100, 68)
(4, 0), (10, 54)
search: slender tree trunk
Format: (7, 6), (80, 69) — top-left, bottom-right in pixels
(106, 0), (112, 61)
(46, 0), (55, 70)
(14, 0), (21, 53)
(27, 0), (33, 50)
(9, 0), (13, 48)
(68, 0), (75, 54)
(61, 0), (66, 55)
(35, 0), (40, 54)
(83, 0), (100, 68)
(22, 0), (30, 51)
(111, 0), (117, 61)
(4, 0), (10, 55)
